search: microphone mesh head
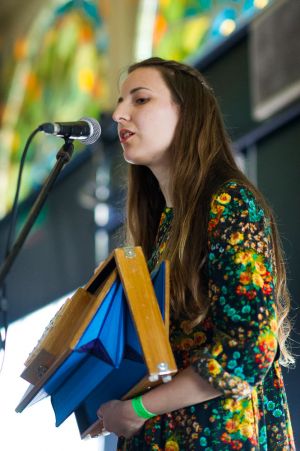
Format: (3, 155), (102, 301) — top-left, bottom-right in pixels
(80, 117), (102, 144)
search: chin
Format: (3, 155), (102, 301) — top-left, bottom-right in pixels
(123, 152), (147, 166)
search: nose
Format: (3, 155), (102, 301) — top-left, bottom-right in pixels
(112, 102), (130, 123)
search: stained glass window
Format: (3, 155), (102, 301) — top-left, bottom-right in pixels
(0, 0), (108, 218)
(150, 0), (275, 62)
(0, 0), (276, 219)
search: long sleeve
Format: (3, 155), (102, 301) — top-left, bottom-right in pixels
(192, 181), (278, 399)
(119, 181), (295, 450)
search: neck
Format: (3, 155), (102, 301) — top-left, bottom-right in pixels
(149, 165), (173, 207)
(160, 179), (173, 208)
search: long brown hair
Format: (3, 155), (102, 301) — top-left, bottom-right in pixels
(124, 57), (294, 366)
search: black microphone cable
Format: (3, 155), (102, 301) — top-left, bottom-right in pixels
(0, 126), (41, 371)
(0, 116), (101, 370)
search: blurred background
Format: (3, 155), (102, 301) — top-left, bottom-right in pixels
(0, 0), (299, 450)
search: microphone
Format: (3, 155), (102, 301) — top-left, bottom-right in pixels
(39, 117), (101, 144)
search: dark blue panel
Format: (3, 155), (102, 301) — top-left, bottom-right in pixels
(52, 355), (114, 426)
(75, 358), (147, 434)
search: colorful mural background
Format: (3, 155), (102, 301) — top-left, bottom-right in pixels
(0, 0), (109, 216)
(0, 0), (274, 218)
(152, 0), (273, 62)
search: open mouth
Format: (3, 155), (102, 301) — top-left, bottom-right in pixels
(119, 129), (135, 143)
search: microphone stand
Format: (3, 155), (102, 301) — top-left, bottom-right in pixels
(0, 138), (74, 287)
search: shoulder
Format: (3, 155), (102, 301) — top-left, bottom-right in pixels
(207, 181), (274, 264)
(210, 180), (266, 221)
(208, 180), (271, 236)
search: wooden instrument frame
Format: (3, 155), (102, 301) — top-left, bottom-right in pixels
(16, 246), (177, 438)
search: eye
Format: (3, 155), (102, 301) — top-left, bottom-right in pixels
(135, 97), (149, 105)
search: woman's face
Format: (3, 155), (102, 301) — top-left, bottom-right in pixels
(112, 67), (179, 172)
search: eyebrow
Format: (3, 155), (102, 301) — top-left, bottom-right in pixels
(117, 86), (152, 104)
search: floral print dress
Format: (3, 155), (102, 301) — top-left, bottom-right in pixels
(117, 181), (295, 451)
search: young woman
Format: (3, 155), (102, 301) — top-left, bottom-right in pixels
(97, 57), (295, 450)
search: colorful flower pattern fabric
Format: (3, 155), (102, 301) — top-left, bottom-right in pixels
(148, 206), (174, 270)
(117, 181), (295, 450)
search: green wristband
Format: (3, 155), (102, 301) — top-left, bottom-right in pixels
(131, 395), (156, 419)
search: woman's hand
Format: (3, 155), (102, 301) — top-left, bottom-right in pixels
(97, 399), (146, 438)
(96, 367), (221, 438)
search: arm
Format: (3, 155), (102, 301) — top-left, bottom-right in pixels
(140, 365), (221, 412)
(191, 182), (278, 398)
(98, 366), (220, 438)
(99, 183), (278, 436)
